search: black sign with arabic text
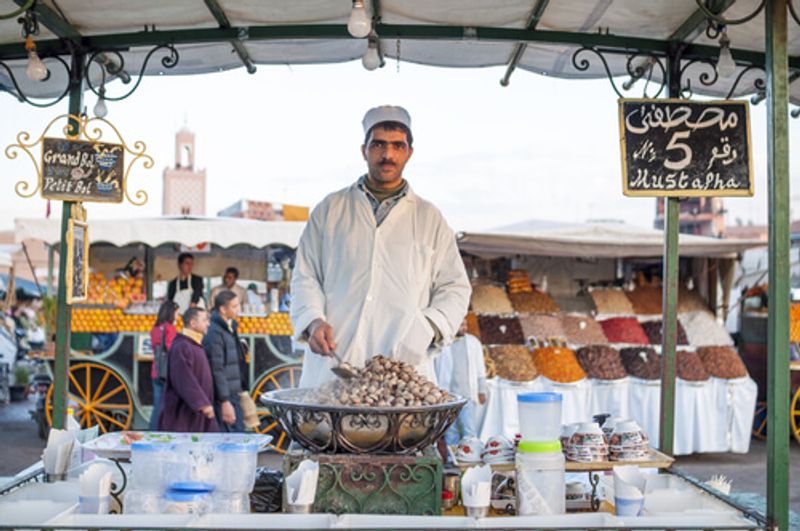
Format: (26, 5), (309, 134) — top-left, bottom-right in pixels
(618, 99), (753, 197)
(41, 137), (124, 203)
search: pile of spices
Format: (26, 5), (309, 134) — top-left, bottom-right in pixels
(561, 315), (608, 345)
(532, 347), (586, 383)
(697, 346), (749, 379)
(470, 282), (514, 314)
(575, 345), (628, 380)
(519, 314), (565, 342)
(640, 320), (689, 346)
(509, 290), (560, 314)
(620, 347), (661, 380)
(590, 289), (635, 315)
(677, 350), (710, 382)
(678, 288), (711, 313)
(478, 315), (525, 344)
(679, 311), (734, 347)
(599, 317), (649, 345)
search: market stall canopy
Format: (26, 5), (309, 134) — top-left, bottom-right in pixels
(14, 216), (305, 249)
(1, 1), (800, 102)
(0, 244), (14, 268)
(457, 219), (766, 259)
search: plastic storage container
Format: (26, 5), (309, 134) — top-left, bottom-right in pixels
(517, 392), (562, 441)
(163, 486), (213, 515)
(515, 440), (565, 515)
(131, 442), (177, 491)
(215, 443), (258, 493)
(124, 489), (163, 514)
(174, 443), (218, 484)
(212, 491), (251, 513)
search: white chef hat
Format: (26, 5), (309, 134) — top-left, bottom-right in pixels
(361, 105), (412, 135)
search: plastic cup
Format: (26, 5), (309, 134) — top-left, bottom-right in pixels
(615, 496), (644, 517)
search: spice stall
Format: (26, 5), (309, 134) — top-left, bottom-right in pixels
(0, 0), (795, 529)
(14, 215), (304, 450)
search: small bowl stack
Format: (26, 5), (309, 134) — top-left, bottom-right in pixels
(565, 422), (608, 463)
(481, 435), (515, 465)
(607, 420), (650, 461)
(456, 436), (484, 463)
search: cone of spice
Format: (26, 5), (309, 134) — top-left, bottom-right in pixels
(678, 288), (711, 313)
(509, 290), (560, 314)
(697, 346), (748, 379)
(620, 347), (661, 380)
(626, 287), (663, 315)
(471, 282), (514, 314)
(680, 312), (734, 347)
(590, 289), (635, 315)
(576, 345), (628, 380)
(640, 320), (689, 346)
(488, 345), (538, 382)
(519, 314), (566, 343)
(532, 346), (586, 383)
(676, 350), (710, 382)
(478, 315), (525, 345)
(561, 315), (608, 345)
(599, 317), (650, 345)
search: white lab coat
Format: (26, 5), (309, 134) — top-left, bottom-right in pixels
(435, 334), (486, 404)
(291, 179), (471, 388)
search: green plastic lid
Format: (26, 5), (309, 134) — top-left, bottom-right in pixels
(517, 440), (562, 454)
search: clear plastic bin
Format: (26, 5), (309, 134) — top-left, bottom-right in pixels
(212, 492), (250, 514)
(174, 442), (218, 484)
(515, 440), (565, 515)
(130, 442), (176, 492)
(123, 489), (162, 514)
(215, 443), (258, 493)
(517, 392), (562, 441)
(163, 489), (212, 515)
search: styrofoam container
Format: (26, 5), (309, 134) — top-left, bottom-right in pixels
(517, 392), (562, 441)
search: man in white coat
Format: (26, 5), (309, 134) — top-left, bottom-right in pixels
(291, 105), (471, 388)
(435, 319), (487, 445)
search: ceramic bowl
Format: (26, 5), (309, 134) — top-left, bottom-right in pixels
(456, 436), (484, 463)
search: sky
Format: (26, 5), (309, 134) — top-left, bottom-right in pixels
(1, 59), (799, 233)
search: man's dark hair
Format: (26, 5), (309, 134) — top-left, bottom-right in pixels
(178, 252), (194, 266)
(225, 267), (240, 278)
(183, 307), (206, 328)
(214, 290), (238, 310)
(364, 121), (413, 147)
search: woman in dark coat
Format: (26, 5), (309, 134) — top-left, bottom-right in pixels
(157, 308), (218, 432)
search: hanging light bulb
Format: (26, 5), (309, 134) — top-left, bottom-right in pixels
(716, 30), (737, 79)
(93, 87), (108, 118)
(347, 0), (371, 38)
(362, 36), (381, 71)
(24, 35), (48, 82)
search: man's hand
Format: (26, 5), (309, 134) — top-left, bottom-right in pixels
(478, 393), (487, 406)
(221, 400), (236, 425)
(308, 318), (336, 356)
(200, 405), (215, 419)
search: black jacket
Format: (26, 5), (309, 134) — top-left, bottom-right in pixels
(167, 275), (205, 305)
(202, 311), (243, 403)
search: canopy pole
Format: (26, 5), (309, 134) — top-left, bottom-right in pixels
(658, 49), (681, 455)
(46, 244), (54, 296)
(51, 51), (85, 430)
(765, 1), (790, 529)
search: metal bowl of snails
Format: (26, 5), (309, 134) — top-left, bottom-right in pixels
(259, 355), (466, 454)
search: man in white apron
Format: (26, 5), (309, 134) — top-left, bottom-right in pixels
(291, 105), (471, 388)
(167, 253), (206, 314)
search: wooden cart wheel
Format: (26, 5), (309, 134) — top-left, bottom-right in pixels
(46, 362), (133, 434)
(251, 363), (302, 454)
(791, 388), (800, 445)
(752, 401), (768, 441)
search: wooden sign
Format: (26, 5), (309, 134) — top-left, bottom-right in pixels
(41, 137), (124, 203)
(618, 99), (753, 197)
(66, 219), (89, 304)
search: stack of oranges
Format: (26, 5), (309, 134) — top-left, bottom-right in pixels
(238, 313), (293, 336)
(86, 273), (146, 308)
(71, 308), (184, 333)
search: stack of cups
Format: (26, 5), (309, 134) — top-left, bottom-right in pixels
(515, 392), (565, 516)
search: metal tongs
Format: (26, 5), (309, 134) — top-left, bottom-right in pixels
(330, 351), (358, 380)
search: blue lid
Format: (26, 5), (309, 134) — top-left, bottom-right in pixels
(168, 482), (215, 492)
(217, 443), (259, 453)
(164, 490), (209, 502)
(517, 392), (562, 403)
(131, 441), (174, 452)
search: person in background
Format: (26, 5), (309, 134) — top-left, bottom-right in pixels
(435, 318), (487, 445)
(245, 283), (263, 310)
(210, 267), (247, 303)
(203, 290), (245, 432)
(149, 300), (179, 430)
(157, 307), (217, 432)
(167, 253), (205, 313)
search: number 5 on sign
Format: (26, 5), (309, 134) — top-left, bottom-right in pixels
(664, 130), (692, 171)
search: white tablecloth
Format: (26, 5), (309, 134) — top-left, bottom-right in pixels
(479, 376), (757, 455)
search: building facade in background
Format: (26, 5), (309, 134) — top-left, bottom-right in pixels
(163, 127), (206, 216)
(654, 197), (726, 238)
(217, 199), (309, 222)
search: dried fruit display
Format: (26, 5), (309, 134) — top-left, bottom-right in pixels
(470, 282), (514, 314)
(519, 314), (565, 342)
(507, 269), (533, 294)
(466, 312), (482, 340)
(626, 287), (663, 315)
(488, 345), (538, 382)
(620, 347), (661, 380)
(599, 317), (649, 345)
(791, 303), (800, 342)
(678, 288), (711, 314)
(590, 289), (634, 315)
(676, 350), (710, 382)
(478, 315), (525, 345)
(315, 355), (453, 407)
(509, 290), (560, 314)
(697, 346), (748, 379)
(576, 345), (628, 380)
(532, 347), (586, 383)
(562, 315), (608, 345)
(679, 311), (734, 347)
(640, 320), (689, 346)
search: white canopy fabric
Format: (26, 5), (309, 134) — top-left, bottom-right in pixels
(1, 1), (799, 102)
(14, 215), (305, 249)
(457, 219), (766, 259)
